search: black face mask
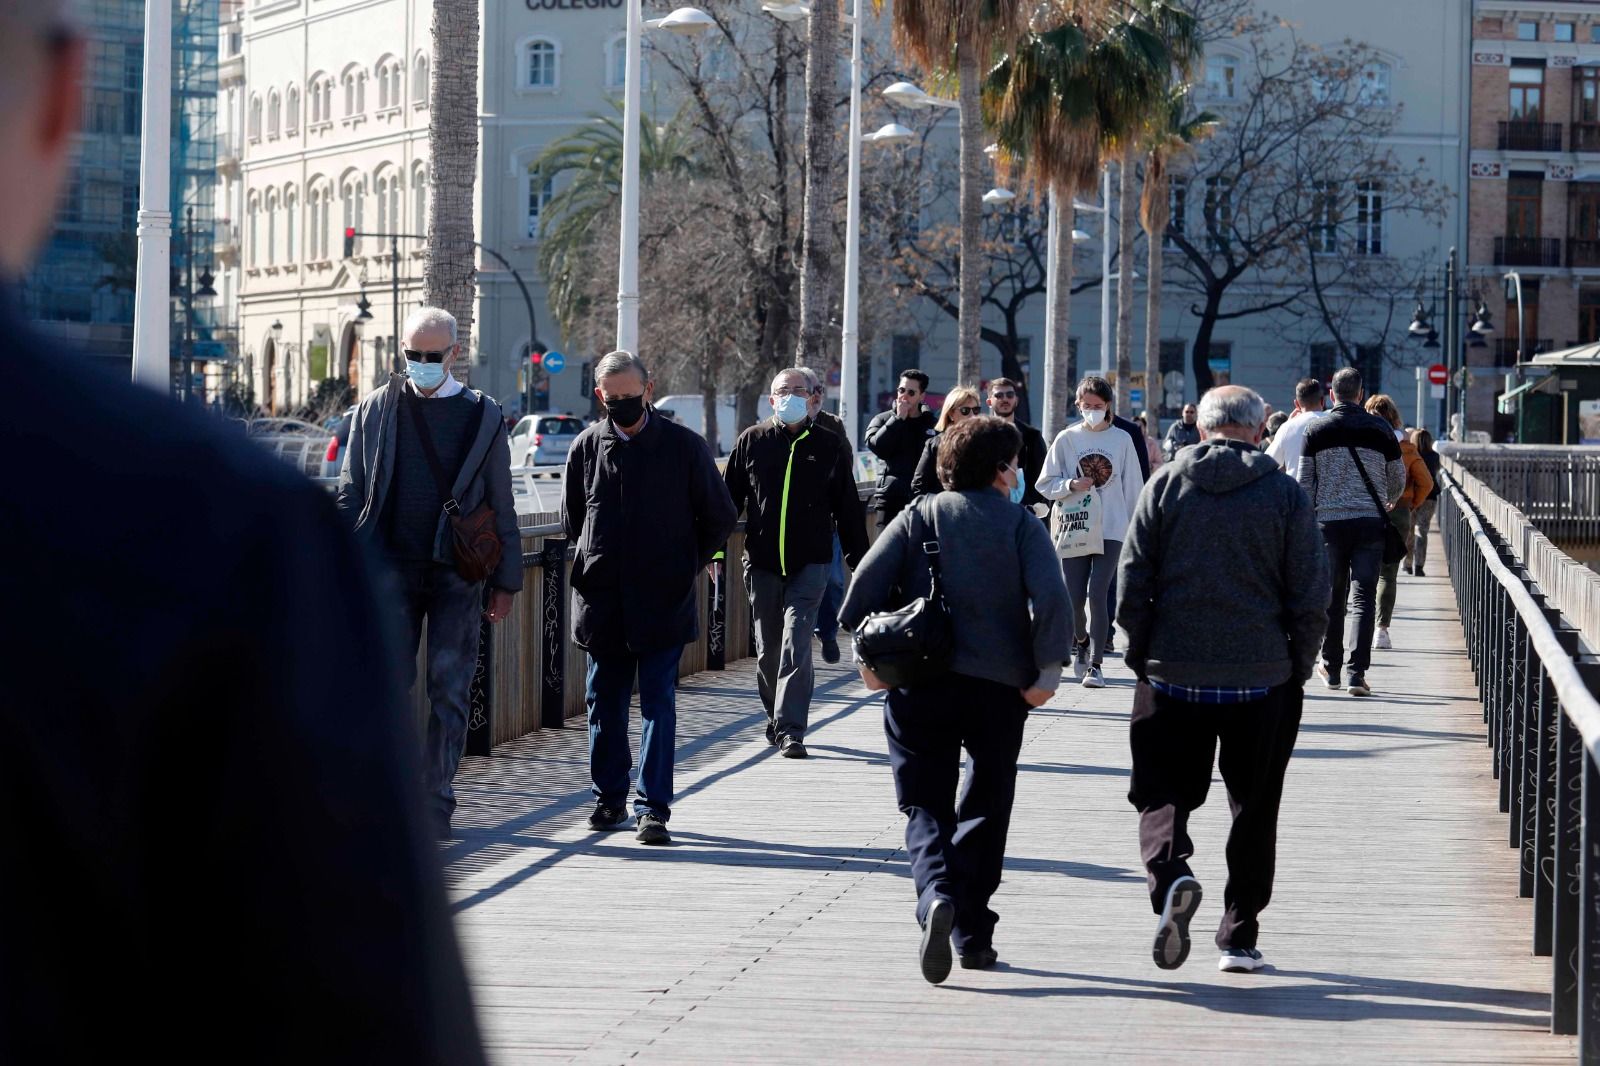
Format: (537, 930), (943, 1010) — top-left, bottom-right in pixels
(605, 395), (646, 426)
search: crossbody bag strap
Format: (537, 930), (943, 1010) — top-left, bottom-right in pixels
(1345, 444), (1388, 522)
(912, 497), (944, 592)
(404, 390), (462, 517)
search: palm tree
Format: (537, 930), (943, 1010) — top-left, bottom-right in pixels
(425, 0), (479, 357)
(533, 102), (700, 341)
(795, 0), (840, 369)
(1139, 87), (1215, 436)
(985, 1), (1196, 436)
(890, 0), (1029, 387)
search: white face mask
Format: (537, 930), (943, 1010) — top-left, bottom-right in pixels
(1082, 408), (1107, 427)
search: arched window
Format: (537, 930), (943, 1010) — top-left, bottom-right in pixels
(1359, 61), (1392, 106)
(375, 169), (394, 234)
(521, 37), (560, 91)
(413, 53), (429, 108)
(265, 190), (278, 265)
(341, 174), (365, 253)
(357, 70), (367, 113)
(604, 35), (649, 90)
(526, 168), (555, 238)
(387, 172), (400, 234)
(307, 74), (323, 124)
(248, 95), (262, 140)
(247, 192), (259, 267)
(412, 164), (428, 234)
(389, 61), (403, 108)
(286, 86), (300, 134)
(342, 64), (366, 117)
(307, 181), (328, 259)
(267, 91), (281, 138)
(376, 55), (396, 109)
(284, 186), (298, 261)
(1205, 53), (1239, 100)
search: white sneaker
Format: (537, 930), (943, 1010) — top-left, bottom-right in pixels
(1082, 665), (1105, 689)
(1374, 628), (1392, 650)
(1218, 947), (1266, 973)
(1073, 640), (1090, 681)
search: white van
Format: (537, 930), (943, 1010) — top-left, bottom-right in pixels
(655, 393), (774, 455)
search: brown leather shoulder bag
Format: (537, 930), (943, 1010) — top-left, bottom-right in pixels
(404, 391), (503, 583)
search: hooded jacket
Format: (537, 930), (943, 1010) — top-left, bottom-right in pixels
(1117, 439), (1331, 688)
(1396, 437), (1435, 510)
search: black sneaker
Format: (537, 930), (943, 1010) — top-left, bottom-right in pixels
(1316, 662), (1341, 690)
(1152, 875), (1203, 970)
(1414, 568), (1426, 578)
(636, 812), (671, 846)
(765, 719), (777, 746)
(586, 803), (629, 831)
(780, 736), (808, 759)
(959, 946), (999, 970)
(920, 897), (955, 984)
(820, 636), (841, 664)
(1347, 672), (1372, 697)
(1218, 947), (1266, 973)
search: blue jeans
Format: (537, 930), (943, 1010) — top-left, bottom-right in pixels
(387, 561), (485, 829)
(814, 533), (845, 642)
(586, 645), (682, 820)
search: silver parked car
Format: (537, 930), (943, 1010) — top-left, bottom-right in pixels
(508, 413), (584, 468)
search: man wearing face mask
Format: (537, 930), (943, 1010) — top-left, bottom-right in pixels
(725, 369), (870, 758)
(798, 367), (853, 666)
(563, 352), (737, 846)
(338, 307), (523, 839)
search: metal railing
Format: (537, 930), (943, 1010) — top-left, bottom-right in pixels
(1439, 459), (1600, 1058)
(1496, 237), (1565, 268)
(1499, 120), (1564, 152)
(1446, 445), (1600, 554)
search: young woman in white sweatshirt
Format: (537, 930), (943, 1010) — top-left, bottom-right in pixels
(1036, 375), (1147, 688)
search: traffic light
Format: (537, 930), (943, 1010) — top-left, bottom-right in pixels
(529, 350), (543, 366)
(343, 227), (356, 258)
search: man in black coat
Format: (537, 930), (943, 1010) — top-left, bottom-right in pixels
(563, 352), (737, 846)
(865, 368), (937, 527)
(986, 377), (1049, 511)
(800, 366), (854, 664)
(0, 10), (484, 1059)
(726, 369), (870, 758)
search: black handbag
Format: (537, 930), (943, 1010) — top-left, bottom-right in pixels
(852, 501), (954, 689)
(1347, 445), (1408, 567)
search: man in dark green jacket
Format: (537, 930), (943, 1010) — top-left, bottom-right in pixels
(725, 369), (870, 758)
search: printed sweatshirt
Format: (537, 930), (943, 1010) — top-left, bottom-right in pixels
(1036, 420), (1146, 542)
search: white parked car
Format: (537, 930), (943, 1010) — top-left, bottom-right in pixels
(655, 393), (774, 455)
(508, 413), (585, 468)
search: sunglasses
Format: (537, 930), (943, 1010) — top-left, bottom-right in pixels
(404, 348), (452, 363)
(896, 386), (920, 395)
(991, 391), (1017, 400)
(955, 405), (982, 416)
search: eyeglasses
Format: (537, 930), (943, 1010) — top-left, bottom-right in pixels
(773, 386), (807, 398)
(990, 391), (1016, 400)
(956, 405), (982, 416)
(404, 348), (451, 364)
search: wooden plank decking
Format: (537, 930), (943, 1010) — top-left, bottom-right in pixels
(442, 550), (1576, 1063)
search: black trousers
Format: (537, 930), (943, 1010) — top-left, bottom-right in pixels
(1127, 683), (1303, 950)
(884, 673), (1029, 955)
(1320, 517), (1385, 678)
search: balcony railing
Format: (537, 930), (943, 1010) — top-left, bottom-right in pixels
(1572, 238), (1600, 268)
(1575, 123), (1600, 153)
(1495, 237), (1563, 267)
(1499, 120), (1564, 152)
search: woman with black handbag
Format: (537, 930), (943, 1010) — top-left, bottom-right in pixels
(839, 417), (1072, 985)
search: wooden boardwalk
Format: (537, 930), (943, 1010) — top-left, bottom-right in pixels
(443, 551), (1576, 1064)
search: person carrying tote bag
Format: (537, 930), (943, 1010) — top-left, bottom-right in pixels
(838, 417), (1072, 985)
(1037, 375), (1147, 689)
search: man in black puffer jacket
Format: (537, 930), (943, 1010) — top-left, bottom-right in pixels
(726, 369), (870, 758)
(865, 368), (937, 527)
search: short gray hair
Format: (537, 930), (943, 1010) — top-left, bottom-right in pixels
(402, 306), (458, 346)
(795, 366), (823, 394)
(1331, 367), (1363, 402)
(770, 367), (808, 392)
(1196, 386), (1266, 433)
(595, 349), (649, 385)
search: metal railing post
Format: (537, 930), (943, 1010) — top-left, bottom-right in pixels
(1555, 704), (1583, 1035)
(467, 593), (495, 757)
(707, 557), (727, 671)
(541, 538), (568, 729)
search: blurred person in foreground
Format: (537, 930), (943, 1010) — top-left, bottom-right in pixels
(1118, 387), (1330, 975)
(840, 417), (1072, 984)
(0, 5), (484, 1059)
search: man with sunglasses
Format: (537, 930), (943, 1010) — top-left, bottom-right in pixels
(986, 377), (1049, 513)
(338, 307), (523, 839)
(1, 7), (484, 1059)
(865, 369), (937, 528)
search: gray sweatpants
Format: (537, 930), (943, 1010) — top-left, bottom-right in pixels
(746, 561), (828, 742)
(1063, 540), (1123, 667)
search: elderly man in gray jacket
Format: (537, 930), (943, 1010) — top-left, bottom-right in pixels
(1117, 386), (1330, 977)
(337, 307), (522, 838)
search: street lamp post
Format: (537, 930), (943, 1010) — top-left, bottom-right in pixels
(616, 5), (712, 355)
(181, 206), (217, 406)
(131, 0), (173, 393)
(839, 0), (866, 448)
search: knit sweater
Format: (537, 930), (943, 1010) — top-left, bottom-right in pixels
(1036, 420), (1146, 542)
(1296, 403), (1405, 524)
(385, 392), (478, 560)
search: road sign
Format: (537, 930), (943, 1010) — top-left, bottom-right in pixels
(1427, 363), (1448, 386)
(543, 351), (566, 374)
(1129, 388), (1144, 410)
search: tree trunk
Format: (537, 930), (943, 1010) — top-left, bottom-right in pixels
(1115, 157), (1137, 408)
(793, 0), (839, 368)
(1191, 287), (1220, 395)
(701, 357), (720, 457)
(426, 0), (479, 366)
(956, 43), (984, 388)
(1143, 206), (1164, 436)
(1043, 181), (1076, 439)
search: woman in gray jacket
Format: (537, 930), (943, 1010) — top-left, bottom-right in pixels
(839, 417), (1072, 985)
